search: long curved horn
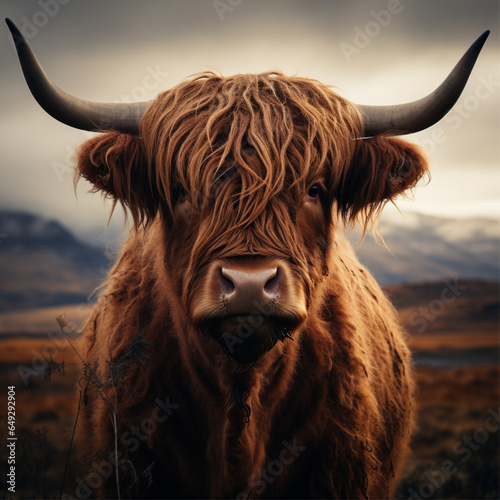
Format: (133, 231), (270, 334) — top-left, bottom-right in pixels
(357, 31), (489, 137)
(6, 18), (150, 133)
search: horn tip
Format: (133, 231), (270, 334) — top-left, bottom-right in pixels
(462, 31), (490, 70)
(5, 18), (23, 42)
(473, 30), (490, 51)
(5, 18), (15, 31)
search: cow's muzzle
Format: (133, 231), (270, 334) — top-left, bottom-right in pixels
(192, 258), (307, 364)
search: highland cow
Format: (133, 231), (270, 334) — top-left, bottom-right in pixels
(7, 19), (488, 499)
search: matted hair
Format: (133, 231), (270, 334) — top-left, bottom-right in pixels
(78, 71), (427, 237)
(141, 71), (363, 217)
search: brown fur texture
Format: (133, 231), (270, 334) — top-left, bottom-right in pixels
(74, 72), (427, 499)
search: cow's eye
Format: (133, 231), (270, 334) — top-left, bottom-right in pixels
(308, 184), (320, 198)
(174, 185), (188, 203)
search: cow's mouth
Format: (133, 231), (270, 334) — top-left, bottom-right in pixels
(200, 314), (298, 365)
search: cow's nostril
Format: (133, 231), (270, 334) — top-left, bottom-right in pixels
(218, 268), (235, 296)
(264, 267), (281, 297)
(218, 265), (281, 311)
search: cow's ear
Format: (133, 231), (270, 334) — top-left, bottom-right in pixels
(337, 135), (429, 223)
(77, 131), (160, 225)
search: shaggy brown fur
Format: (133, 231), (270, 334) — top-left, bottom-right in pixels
(74, 72), (427, 499)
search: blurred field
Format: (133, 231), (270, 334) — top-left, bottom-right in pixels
(396, 366), (499, 500)
(0, 305), (92, 336)
(0, 282), (498, 499)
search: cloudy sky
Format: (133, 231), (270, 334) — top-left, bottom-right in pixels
(0, 0), (498, 244)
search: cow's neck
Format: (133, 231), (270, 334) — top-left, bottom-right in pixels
(175, 318), (302, 496)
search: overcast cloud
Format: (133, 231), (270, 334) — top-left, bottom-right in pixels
(0, 0), (498, 243)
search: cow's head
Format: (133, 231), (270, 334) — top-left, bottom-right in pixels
(7, 19), (488, 364)
(76, 73), (432, 364)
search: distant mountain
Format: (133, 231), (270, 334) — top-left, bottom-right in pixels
(350, 212), (500, 285)
(0, 210), (498, 312)
(0, 211), (111, 312)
